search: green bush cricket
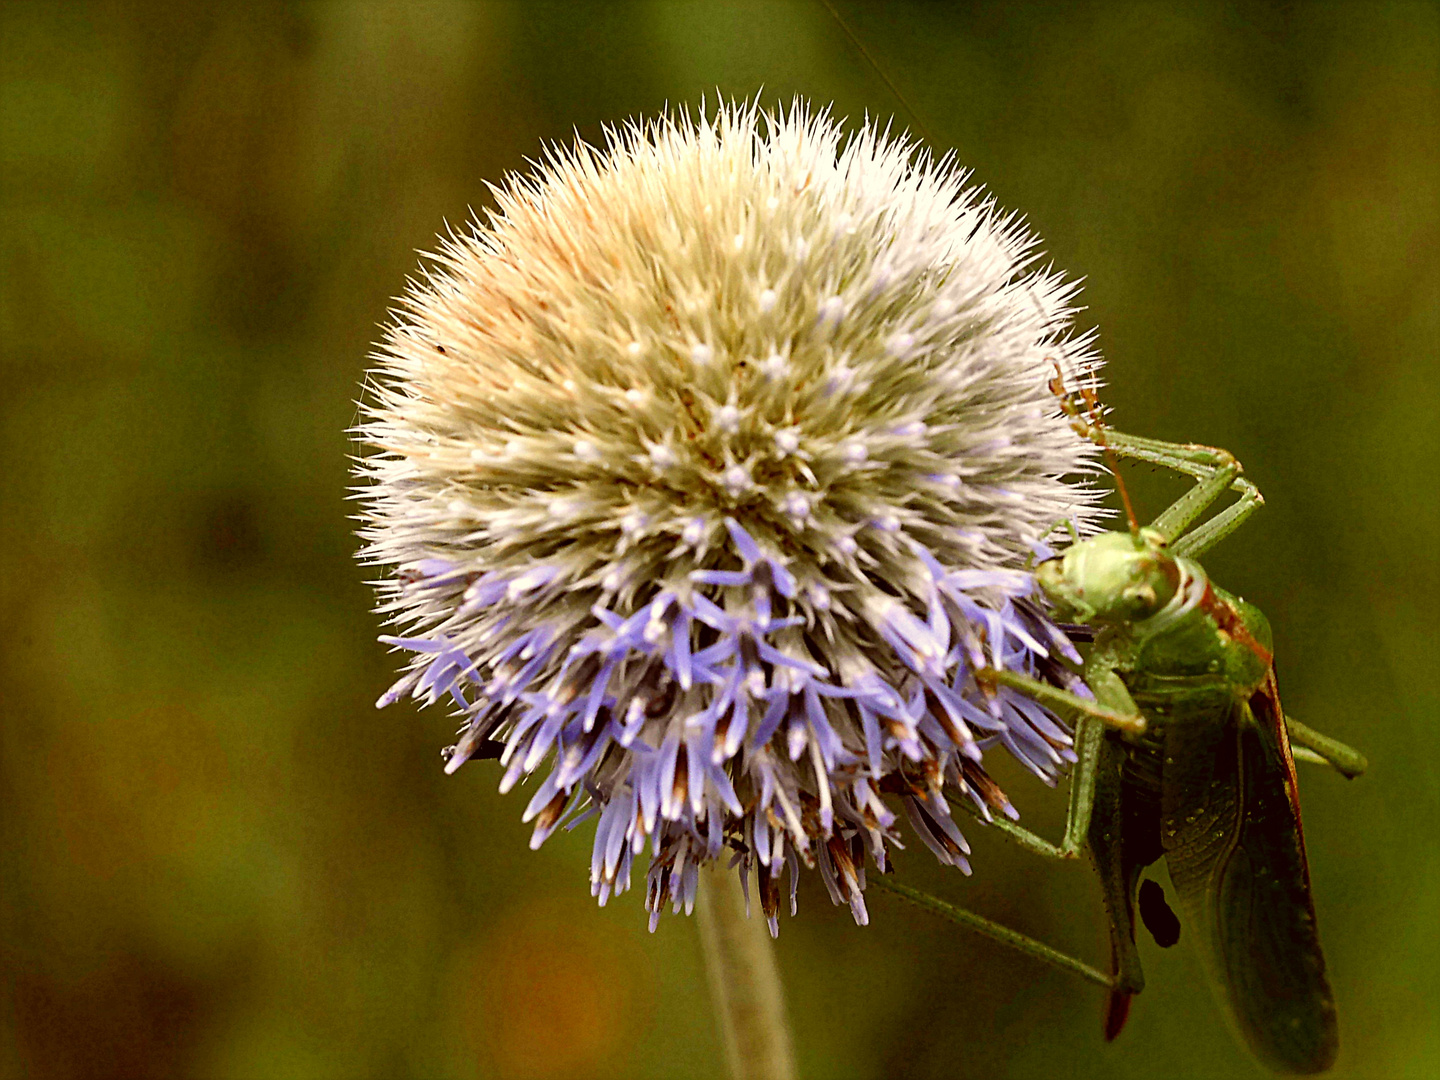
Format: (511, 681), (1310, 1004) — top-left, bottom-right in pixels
(872, 379), (1367, 1075)
(813, 4), (1368, 1067)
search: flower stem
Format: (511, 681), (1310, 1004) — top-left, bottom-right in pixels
(695, 862), (797, 1080)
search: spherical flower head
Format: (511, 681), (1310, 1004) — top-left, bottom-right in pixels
(356, 100), (1103, 933)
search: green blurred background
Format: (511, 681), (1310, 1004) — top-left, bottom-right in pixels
(1, 2), (1435, 1078)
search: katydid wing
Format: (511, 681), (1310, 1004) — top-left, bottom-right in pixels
(1080, 569), (1339, 1073)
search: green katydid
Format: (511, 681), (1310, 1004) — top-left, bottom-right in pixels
(873, 394), (1367, 1075)
(814, 5), (1366, 1066)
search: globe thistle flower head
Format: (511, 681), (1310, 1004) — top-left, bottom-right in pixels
(356, 100), (1103, 933)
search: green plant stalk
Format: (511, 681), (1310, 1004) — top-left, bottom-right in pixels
(695, 862), (797, 1080)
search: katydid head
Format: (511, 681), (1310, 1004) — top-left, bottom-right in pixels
(1035, 528), (1180, 626)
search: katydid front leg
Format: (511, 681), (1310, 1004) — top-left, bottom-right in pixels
(1097, 429), (1265, 559)
(968, 716), (1102, 861)
(981, 668), (1145, 736)
(977, 659), (1142, 861)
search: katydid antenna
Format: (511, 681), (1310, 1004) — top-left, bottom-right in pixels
(1049, 363), (1140, 536)
(818, 0), (936, 148)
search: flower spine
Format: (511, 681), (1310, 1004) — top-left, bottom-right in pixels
(355, 100), (1104, 932)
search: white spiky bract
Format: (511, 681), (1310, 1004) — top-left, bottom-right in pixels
(356, 101), (1103, 932)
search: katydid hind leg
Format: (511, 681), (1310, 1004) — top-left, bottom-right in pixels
(867, 875), (1114, 990)
(1290, 745), (1332, 769)
(1285, 715), (1368, 780)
